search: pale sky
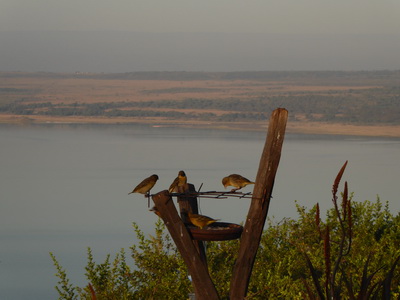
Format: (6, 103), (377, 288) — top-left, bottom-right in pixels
(1, 0), (400, 72)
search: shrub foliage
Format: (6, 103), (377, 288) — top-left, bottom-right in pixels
(51, 166), (400, 299)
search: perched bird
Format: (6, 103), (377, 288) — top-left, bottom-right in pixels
(222, 174), (255, 191)
(168, 170), (187, 193)
(188, 211), (219, 229)
(128, 174), (159, 197)
(149, 206), (161, 217)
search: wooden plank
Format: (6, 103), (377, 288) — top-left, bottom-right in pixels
(229, 108), (288, 299)
(152, 190), (219, 300)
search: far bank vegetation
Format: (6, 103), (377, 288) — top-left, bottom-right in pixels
(1, 70), (399, 125)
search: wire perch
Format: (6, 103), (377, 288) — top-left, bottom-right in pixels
(148, 190), (254, 199)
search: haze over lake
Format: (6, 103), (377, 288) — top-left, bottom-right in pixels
(2, 31), (400, 73)
(1, 124), (399, 299)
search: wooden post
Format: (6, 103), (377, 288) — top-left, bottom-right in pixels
(230, 108), (288, 299)
(176, 184), (208, 266)
(152, 190), (219, 300)
(177, 184), (199, 220)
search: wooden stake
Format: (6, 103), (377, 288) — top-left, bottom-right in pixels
(152, 190), (219, 300)
(229, 108), (288, 299)
(176, 184), (208, 266)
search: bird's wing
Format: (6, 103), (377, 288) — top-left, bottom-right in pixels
(169, 177), (179, 192)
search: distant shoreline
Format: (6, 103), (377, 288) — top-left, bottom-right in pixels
(1, 71), (399, 138)
(1, 114), (400, 138)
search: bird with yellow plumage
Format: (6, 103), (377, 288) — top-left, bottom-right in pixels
(222, 174), (255, 192)
(188, 211), (219, 229)
(129, 174), (159, 197)
(169, 170), (187, 193)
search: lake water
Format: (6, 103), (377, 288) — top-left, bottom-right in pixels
(1, 124), (399, 299)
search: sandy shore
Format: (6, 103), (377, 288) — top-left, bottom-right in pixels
(1, 114), (399, 138)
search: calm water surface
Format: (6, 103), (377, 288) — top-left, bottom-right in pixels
(1, 124), (399, 299)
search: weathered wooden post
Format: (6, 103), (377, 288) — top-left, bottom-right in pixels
(151, 108), (288, 299)
(230, 108), (288, 299)
(152, 190), (220, 300)
(176, 184), (208, 266)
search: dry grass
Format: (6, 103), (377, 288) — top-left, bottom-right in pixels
(1, 74), (398, 137)
(1, 76), (377, 104)
(1, 113), (399, 137)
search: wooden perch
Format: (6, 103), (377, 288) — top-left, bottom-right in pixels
(150, 108), (288, 299)
(230, 108), (288, 299)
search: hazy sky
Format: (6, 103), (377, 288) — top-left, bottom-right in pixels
(1, 0), (400, 72)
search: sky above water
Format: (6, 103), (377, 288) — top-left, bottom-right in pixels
(1, 1), (400, 72)
(1, 0), (399, 34)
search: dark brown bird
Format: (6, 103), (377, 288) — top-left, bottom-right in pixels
(129, 174), (159, 197)
(222, 174), (255, 191)
(188, 211), (219, 229)
(168, 170), (187, 193)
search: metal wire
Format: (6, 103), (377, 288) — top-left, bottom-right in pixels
(148, 190), (254, 199)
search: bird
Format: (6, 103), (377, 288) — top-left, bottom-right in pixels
(149, 206), (161, 217)
(222, 174), (255, 192)
(168, 170), (187, 193)
(188, 211), (219, 229)
(128, 174), (159, 197)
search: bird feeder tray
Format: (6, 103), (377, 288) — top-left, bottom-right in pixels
(187, 222), (243, 241)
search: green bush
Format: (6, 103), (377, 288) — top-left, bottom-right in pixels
(51, 178), (400, 299)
